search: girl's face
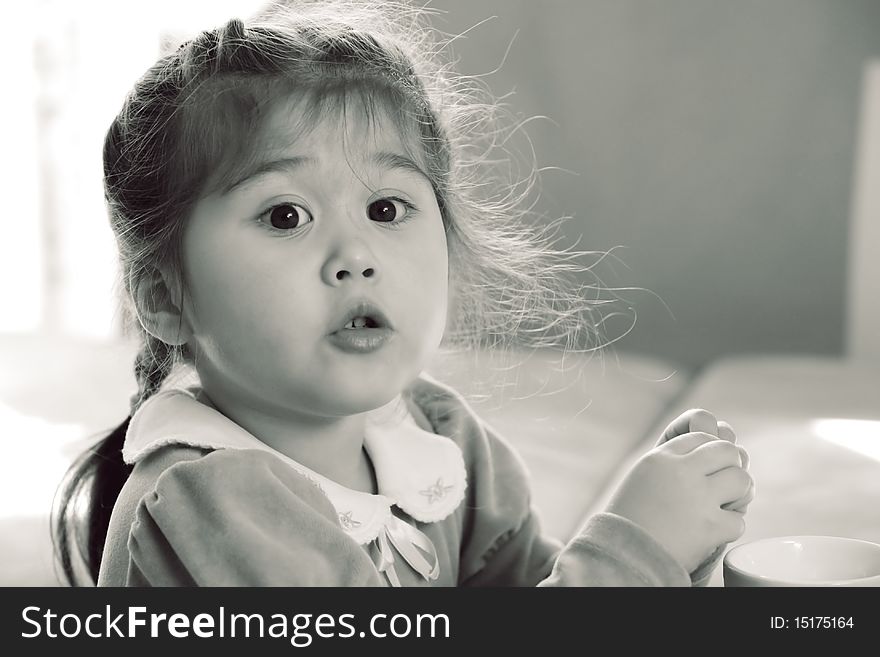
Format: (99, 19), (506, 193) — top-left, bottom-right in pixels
(179, 96), (448, 420)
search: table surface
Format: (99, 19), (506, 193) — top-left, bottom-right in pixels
(588, 355), (880, 587)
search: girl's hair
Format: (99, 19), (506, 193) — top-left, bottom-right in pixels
(52, 0), (622, 585)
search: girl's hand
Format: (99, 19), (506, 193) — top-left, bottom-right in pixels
(658, 409), (754, 513)
(605, 409), (753, 573)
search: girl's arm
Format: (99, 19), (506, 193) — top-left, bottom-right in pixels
(452, 408), (748, 587)
(455, 421), (694, 587)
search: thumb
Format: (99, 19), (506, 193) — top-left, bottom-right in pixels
(659, 408), (719, 445)
(689, 409), (719, 437)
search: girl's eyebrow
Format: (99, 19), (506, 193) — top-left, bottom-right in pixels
(222, 151), (429, 195)
(371, 151), (431, 184)
(223, 156), (313, 194)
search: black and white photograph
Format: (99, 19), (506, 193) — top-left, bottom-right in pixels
(1, 0), (878, 646)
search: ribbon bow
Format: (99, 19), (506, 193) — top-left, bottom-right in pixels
(373, 515), (440, 587)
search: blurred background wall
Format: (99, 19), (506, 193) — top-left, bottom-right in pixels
(430, 0), (880, 370)
(3, 0), (879, 372)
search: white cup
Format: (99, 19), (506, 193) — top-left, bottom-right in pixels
(723, 535), (880, 587)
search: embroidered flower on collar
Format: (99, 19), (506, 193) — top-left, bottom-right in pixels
(338, 511), (362, 530)
(419, 477), (455, 504)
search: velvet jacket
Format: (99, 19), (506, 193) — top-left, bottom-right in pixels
(98, 373), (718, 586)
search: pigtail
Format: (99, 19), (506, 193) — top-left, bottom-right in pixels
(51, 419), (132, 586)
(131, 334), (175, 411)
(52, 335), (175, 586)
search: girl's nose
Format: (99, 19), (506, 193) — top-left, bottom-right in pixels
(321, 239), (381, 286)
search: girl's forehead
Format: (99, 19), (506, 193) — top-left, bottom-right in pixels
(258, 91), (425, 166)
(197, 84), (434, 198)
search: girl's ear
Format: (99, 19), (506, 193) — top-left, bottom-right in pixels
(133, 267), (193, 346)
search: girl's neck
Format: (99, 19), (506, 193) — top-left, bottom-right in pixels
(195, 389), (377, 495)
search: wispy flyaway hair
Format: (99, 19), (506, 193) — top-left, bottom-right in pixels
(53, 0), (626, 586)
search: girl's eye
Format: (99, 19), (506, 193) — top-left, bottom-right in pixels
(260, 203), (313, 230)
(367, 198), (411, 223)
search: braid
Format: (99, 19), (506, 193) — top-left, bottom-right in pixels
(131, 334), (175, 412)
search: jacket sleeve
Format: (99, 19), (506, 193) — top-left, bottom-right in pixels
(454, 421), (562, 587)
(689, 545), (725, 587)
(537, 513), (692, 586)
(124, 449), (383, 586)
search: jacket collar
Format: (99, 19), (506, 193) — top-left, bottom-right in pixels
(123, 386), (466, 545)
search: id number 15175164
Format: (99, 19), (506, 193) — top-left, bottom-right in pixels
(770, 616), (854, 630)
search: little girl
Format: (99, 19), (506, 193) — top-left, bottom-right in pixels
(54, 0), (753, 587)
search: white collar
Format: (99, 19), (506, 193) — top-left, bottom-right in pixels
(123, 387), (467, 545)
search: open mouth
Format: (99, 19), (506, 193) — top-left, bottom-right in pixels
(328, 303), (394, 353)
(342, 316), (380, 329)
(332, 301), (392, 334)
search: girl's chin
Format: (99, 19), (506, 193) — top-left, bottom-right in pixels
(291, 377), (405, 417)
(322, 380), (406, 416)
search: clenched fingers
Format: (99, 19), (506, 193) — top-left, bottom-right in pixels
(716, 509), (747, 544)
(688, 438), (744, 473)
(660, 408), (718, 445)
(708, 466), (753, 506)
(723, 479), (756, 512)
(717, 421), (736, 443)
(662, 431), (719, 455)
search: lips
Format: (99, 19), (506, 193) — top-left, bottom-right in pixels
(331, 300), (393, 334)
(327, 300), (395, 354)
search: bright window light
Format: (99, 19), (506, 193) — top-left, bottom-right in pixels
(811, 418), (880, 463)
(1, 0), (269, 338)
(0, 401), (84, 518)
